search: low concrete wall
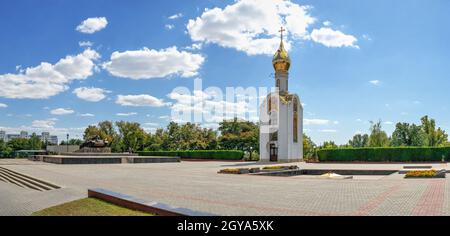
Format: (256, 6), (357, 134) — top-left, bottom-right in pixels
(88, 188), (215, 216)
(46, 145), (80, 154)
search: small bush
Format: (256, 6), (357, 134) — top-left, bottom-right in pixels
(405, 170), (437, 178)
(317, 147), (450, 162)
(137, 150), (244, 160)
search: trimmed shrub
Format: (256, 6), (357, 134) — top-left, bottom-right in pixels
(405, 170), (437, 178)
(317, 147), (450, 162)
(137, 150), (244, 160)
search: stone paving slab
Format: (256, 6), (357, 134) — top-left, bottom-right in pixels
(0, 160), (449, 216)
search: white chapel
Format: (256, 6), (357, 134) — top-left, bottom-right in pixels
(260, 28), (303, 162)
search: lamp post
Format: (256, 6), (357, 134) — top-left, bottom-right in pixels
(66, 134), (69, 153)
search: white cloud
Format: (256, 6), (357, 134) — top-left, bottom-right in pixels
(144, 123), (159, 127)
(369, 80), (380, 85)
(116, 94), (166, 107)
(103, 47), (204, 79)
(32, 120), (56, 129)
(51, 108), (75, 115)
(304, 119), (331, 125)
(167, 90), (256, 124)
(165, 24), (175, 30)
(185, 43), (203, 51)
(116, 112), (138, 117)
(0, 49), (100, 99)
(73, 87), (109, 102)
(168, 13), (183, 20)
(311, 27), (358, 48)
(187, 0), (315, 55)
(362, 34), (372, 41)
(76, 17), (108, 34)
(319, 129), (338, 133)
(0, 103), (7, 108)
(79, 41), (94, 47)
(384, 121), (394, 125)
(323, 21), (331, 26)
(79, 113), (95, 117)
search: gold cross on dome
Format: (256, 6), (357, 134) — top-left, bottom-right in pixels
(279, 27), (286, 41)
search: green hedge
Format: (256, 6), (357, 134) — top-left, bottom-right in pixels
(317, 147), (450, 162)
(137, 150), (244, 160)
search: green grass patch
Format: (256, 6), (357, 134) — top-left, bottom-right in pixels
(31, 198), (153, 216)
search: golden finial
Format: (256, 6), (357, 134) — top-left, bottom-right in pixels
(272, 26), (291, 72)
(279, 27), (285, 43)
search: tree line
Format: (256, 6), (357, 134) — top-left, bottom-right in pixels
(81, 118), (260, 156)
(0, 133), (45, 156)
(316, 115), (448, 149)
(2, 115), (447, 160)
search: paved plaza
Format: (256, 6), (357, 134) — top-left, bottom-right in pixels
(0, 159), (449, 216)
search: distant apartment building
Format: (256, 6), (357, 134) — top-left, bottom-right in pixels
(49, 135), (58, 145)
(0, 131), (58, 144)
(6, 134), (20, 142)
(20, 131), (28, 138)
(0, 131), (6, 142)
(41, 132), (50, 143)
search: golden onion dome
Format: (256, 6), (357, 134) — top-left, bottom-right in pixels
(272, 40), (291, 72)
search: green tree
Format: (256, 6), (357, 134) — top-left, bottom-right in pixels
(115, 121), (147, 153)
(98, 121), (116, 143)
(368, 120), (390, 147)
(303, 134), (316, 158)
(60, 139), (84, 146)
(7, 138), (30, 151)
(348, 134), (369, 148)
(320, 141), (338, 149)
(28, 133), (43, 150)
(83, 125), (102, 141)
(420, 116), (448, 146)
(391, 123), (426, 146)
(218, 118), (259, 155)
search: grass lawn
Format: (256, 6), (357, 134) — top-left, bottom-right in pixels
(32, 198), (154, 216)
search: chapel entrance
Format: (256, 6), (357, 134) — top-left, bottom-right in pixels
(270, 144), (278, 162)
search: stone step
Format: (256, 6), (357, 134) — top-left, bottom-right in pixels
(0, 169), (44, 191)
(0, 166), (60, 189)
(0, 167), (60, 191)
(0, 171), (27, 189)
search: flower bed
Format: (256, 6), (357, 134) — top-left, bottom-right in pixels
(405, 169), (446, 178)
(262, 165), (299, 170)
(218, 167), (261, 175)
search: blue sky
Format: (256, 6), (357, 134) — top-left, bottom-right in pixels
(1, 0), (450, 145)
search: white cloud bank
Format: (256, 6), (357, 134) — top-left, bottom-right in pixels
(369, 80), (381, 85)
(103, 47), (204, 79)
(116, 94), (166, 107)
(310, 27), (359, 48)
(51, 108), (75, 115)
(76, 17), (108, 34)
(0, 103), (7, 108)
(73, 87), (109, 102)
(187, 0), (314, 55)
(32, 120), (56, 129)
(0, 49), (100, 99)
(116, 112), (138, 117)
(304, 119), (331, 125)
(187, 0), (359, 55)
(168, 13), (183, 20)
